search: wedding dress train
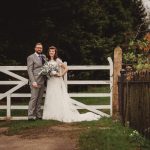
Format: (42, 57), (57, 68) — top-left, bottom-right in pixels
(42, 59), (101, 122)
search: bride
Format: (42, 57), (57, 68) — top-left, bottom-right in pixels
(42, 46), (101, 122)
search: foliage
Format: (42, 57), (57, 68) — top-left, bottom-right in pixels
(129, 130), (146, 149)
(123, 35), (150, 71)
(0, 0), (148, 65)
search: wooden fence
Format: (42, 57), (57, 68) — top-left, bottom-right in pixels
(118, 70), (150, 138)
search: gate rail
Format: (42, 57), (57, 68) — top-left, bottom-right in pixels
(0, 57), (113, 120)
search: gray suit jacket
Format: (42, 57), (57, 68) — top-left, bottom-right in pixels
(27, 53), (46, 85)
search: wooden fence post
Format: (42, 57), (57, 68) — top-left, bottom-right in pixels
(113, 46), (122, 118)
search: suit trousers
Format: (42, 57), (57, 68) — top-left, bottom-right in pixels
(28, 84), (45, 119)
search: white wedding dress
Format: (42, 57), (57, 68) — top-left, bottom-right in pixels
(42, 58), (101, 122)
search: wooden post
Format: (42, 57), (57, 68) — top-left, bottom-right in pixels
(6, 95), (11, 120)
(113, 46), (122, 118)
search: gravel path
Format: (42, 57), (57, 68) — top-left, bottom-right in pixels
(0, 125), (82, 150)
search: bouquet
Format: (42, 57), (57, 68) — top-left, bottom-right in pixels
(38, 60), (59, 77)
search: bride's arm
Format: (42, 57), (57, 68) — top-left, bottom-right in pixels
(57, 63), (68, 77)
(61, 63), (68, 76)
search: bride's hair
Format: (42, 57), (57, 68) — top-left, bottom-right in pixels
(47, 46), (58, 60)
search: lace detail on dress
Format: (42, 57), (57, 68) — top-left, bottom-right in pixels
(43, 59), (101, 122)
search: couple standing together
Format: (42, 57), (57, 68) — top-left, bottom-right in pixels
(27, 43), (101, 122)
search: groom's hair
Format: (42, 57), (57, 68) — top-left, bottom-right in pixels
(47, 46), (58, 60)
(35, 42), (43, 47)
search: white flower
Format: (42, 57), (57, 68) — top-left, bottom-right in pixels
(133, 130), (139, 135)
(38, 60), (59, 77)
(51, 71), (57, 75)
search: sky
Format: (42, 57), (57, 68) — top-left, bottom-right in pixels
(143, 0), (150, 12)
(142, 0), (150, 28)
(142, 0), (150, 8)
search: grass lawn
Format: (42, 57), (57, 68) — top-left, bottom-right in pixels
(0, 119), (63, 135)
(0, 117), (150, 150)
(77, 118), (150, 150)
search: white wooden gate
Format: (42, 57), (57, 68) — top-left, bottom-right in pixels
(0, 57), (113, 120)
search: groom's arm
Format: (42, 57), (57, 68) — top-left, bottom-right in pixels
(27, 56), (36, 84)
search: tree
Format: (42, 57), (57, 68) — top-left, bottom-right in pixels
(0, 0), (148, 65)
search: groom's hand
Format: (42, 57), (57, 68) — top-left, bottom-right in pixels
(32, 82), (38, 88)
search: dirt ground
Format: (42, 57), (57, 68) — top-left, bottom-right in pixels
(0, 124), (82, 150)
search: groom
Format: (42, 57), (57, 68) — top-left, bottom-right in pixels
(27, 43), (46, 121)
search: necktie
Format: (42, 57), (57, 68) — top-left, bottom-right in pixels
(39, 55), (44, 64)
(39, 55), (42, 61)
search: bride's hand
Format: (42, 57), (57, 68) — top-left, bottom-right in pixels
(55, 73), (62, 77)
